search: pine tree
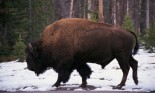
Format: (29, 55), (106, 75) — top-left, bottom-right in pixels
(122, 15), (135, 32)
(13, 34), (26, 62)
(143, 23), (155, 53)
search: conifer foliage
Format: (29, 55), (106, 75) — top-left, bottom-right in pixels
(143, 23), (155, 53)
(13, 34), (26, 62)
(122, 15), (135, 32)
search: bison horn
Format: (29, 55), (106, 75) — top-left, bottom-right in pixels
(29, 43), (33, 52)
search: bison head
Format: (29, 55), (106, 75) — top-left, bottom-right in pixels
(25, 40), (47, 76)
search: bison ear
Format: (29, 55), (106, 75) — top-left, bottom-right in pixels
(29, 43), (33, 53)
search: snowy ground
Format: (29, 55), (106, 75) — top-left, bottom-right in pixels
(0, 49), (155, 92)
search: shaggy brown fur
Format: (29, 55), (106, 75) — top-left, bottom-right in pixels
(26, 18), (139, 89)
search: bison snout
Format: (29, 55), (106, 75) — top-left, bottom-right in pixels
(27, 66), (35, 71)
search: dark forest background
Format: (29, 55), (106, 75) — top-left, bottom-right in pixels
(0, 0), (155, 62)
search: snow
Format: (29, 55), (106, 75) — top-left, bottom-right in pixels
(0, 49), (155, 92)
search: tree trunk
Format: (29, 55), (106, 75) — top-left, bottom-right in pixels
(98, 0), (104, 23)
(117, 0), (120, 25)
(103, 0), (112, 24)
(140, 0), (146, 35)
(127, 0), (129, 15)
(136, 0), (141, 35)
(149, 0), (154, 24)
(146, 0), (150, 29)
(112, 0), (117, 25)
(73, 0), (79, 18)
(129, 0), (141, 35)
(87, 0), (91, 19)
(83, 0), (86, 19)
(70, 0), (74, 18)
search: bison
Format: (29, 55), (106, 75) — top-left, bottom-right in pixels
(26, 18), (139, 89)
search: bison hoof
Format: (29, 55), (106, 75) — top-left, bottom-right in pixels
(80, 83), (87, 88)
(80, 84), (86, 88)
(134, 79), (138, 85)
(52, 83), (60, 87)
(112, 84), (124, 89)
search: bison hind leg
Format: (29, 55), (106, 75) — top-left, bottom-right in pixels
(115, 53), (130, 89)
(129, 55), (138, 85)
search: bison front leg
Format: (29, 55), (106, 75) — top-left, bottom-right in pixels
(53, 69), (73, 87)
(53, 70), (73, 87)
(53, 62), (74, 87)
(76, 63), (92, 88)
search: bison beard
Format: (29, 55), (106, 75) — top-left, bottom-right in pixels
(25, 18), (139, 89)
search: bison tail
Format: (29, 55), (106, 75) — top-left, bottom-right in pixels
(130, 31), (139, 55)
(133, 38), (139, 55)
